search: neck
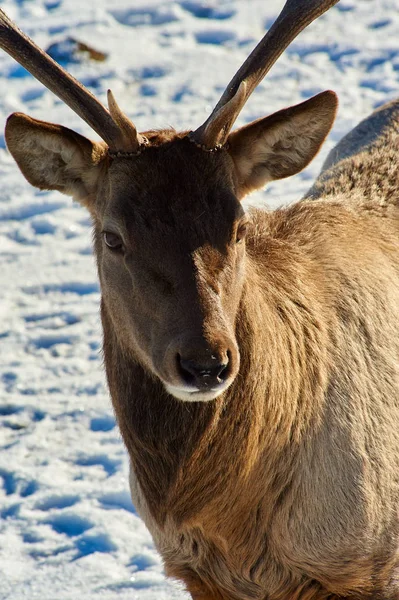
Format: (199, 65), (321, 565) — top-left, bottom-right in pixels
(101, 241), (329, 527)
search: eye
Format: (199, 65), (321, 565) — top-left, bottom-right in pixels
(236, 221), (248, 244)
(103, 231), (124, 252)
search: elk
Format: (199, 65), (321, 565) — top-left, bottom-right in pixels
(1, 1), (399, 599)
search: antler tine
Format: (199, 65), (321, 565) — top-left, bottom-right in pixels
(0, 9), (139, 152)
(191, 0), (339, 149)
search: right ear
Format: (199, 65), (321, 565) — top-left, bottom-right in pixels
(5, 113), (109, 210)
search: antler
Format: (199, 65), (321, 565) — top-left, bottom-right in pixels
(0, 9), (142, 153)
(190, 0), (340, 149)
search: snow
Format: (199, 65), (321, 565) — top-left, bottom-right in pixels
(0, 0), (398, 598)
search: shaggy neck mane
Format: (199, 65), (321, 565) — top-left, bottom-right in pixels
(102, 210), (330, 528)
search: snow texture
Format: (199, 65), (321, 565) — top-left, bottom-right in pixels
(0, 0), (398, 598)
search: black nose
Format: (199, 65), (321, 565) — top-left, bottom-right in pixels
(178, 355), (230, 389)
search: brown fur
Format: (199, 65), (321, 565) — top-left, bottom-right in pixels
(104, 105), (399, 599)
(4, 90), (399, 600)
(102, 106), (399, 600)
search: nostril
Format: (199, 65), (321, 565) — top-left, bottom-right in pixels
(216, 360), (229, 382)
(177, 354), (196, 386)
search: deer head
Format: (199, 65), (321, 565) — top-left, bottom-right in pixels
(0, 0), (338, 402)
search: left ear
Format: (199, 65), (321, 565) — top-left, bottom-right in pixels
(227, 90), (338, 199)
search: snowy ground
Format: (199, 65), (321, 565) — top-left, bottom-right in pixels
(0, 0), (398, 598)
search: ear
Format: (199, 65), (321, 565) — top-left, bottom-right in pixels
(227, 90), (338, 199)
(5, 113), (109, 210)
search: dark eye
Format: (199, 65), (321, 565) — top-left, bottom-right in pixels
(103, 231), (124, 252)
(236, 222), (248, 244)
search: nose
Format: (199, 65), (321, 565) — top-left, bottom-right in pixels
(178, 353), (230, 389)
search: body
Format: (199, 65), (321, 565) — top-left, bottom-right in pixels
(115, 103), (399, 600)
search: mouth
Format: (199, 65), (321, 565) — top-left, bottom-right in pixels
(164, 381), (232, 402)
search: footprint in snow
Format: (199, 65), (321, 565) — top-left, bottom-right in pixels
(24, 311), (81, 327)
(75, 454), (121, 477)
(73, 532), (117, 560)
(195, 29), (236, 45)
(0, 469), (39, 498)
(22, 281), (99, 296)
(369, 19), (391, 30)
(35, 494), (80, 511)
(44, 512), (94, 536)
(0, 403), (45, 432)
(90, 414), (116, 432)
(0, 200), (64, 222)
(180, 1), (235, 21)
(98, 490), (136, 513)
(110, 6), (179, 28)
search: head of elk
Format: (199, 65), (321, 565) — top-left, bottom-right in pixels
(0, 0), (338, 402)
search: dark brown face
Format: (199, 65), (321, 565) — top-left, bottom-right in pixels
(94, 136), (247, 402)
